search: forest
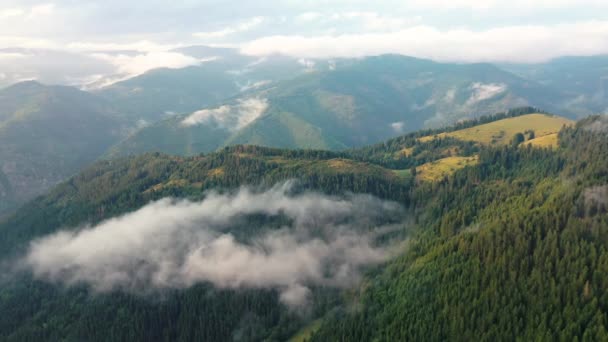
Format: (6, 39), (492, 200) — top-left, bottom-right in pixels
(0, 111), (607, 341)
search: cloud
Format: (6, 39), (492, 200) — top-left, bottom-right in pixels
(90, 51), (211, 85)
(0, 48), (117, 87)
(297, 58), (316, 72)
(29, 3), (55, 17)
(239, 80), (271, 92)
(0, 52), (30, 60)
(19, 182), (405, 307)
(0, 36), (57, 50)
(466, 83), (507, 105)
(241, 21), (608, 63)
(296, 12), (323, 22)
(181, 98), (269, 130)
(193, 17), (265, 40)
(0, 8), (25, 18)
(331, 11), (421, 32)
(67, 40), (181, 53)
(295, 11), (419, 32)
(584, 115), (608, 133)
(390, 121), (405, 133)
(409, 0), (608, 10)
(0, 3), (55, 19)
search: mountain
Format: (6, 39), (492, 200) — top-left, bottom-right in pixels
(96, 65), (242, 123)
(0, 81), (126, 214)
(2, 111), (608, 340)
(96, 47), (326, 123)
(106, 55), (571, 158)
(310, 116), (608, 341)
(500, 55), (608, 114)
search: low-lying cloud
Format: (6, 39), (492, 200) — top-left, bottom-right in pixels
(466, 82), (507, 105)
(583, 185), (608, 206)
(181, 98), (269, 130)
(584, 115), (608, 133)
(20, 182), (404, 307)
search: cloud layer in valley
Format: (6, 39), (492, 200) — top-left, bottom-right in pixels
(20, 182), (405, 307)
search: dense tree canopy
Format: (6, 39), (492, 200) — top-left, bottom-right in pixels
(0, 111), (607, 341)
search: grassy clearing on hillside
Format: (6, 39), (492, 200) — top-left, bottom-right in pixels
(392, 168), (412, 179)
(419, 114), (573, 145)
(521, 133), (559, 148)
(416, 156), (479, 182)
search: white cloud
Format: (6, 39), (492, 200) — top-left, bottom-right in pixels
(295, 11), (420, 32)
(466, 83), (507, 105)
(67, 40), (181, 53)
(239, 80), (271, 92)
(0, 3), (55, 19)
(181, 98), (269, 130)
(240, 21), (608, 63)
(20, 183), (404, 307)
(193, 17), (265, 40)
(409, 0), (608, 10)
(0, 36), (57, 49)
(0, 8), (25, 18)
(390, 121), (405, 133)
(91, 51), (209, 81)
(0, 52), (30, 60)
(298, 58), (316, 72)
(296, 12), (323, 22)
(332, 11), (421, 31)
(29, 3), (55, 17)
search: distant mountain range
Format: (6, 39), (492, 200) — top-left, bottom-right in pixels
(2, 49), (608, 214)
(105, 54), (572, 157)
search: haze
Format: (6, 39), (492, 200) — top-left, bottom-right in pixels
(2, 0), (608, 87)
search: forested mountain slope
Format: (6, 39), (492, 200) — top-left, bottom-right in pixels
(1, 110), (607, 341)
(106, 55), (570, 158)
(0, 81), (126, 215)
(311, 116), (608, 341)
(501, 55), (608, 115)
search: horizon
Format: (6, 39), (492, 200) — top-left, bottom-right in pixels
(2, 0), (608, 87)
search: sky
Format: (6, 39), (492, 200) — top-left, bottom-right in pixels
(2, 0), (608, 87)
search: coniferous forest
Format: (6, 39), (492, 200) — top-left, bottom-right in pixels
(0, 111), (607, 341)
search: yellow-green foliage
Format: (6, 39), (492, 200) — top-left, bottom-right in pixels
(392, 168), (412, 180)
(144, 179), (190, 193)
(521, 133), (559, 148)
(313, 158), (401, 181)
(395, 147), (414, 158)
(416, 156), (479, 182)
(419, 114), (573, 146)
(289, 320), (322, 342)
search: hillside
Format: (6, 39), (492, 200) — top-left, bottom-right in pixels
(310, 117), (608, 341)
(105, 55), (571, 158)
(500, 55), (608, 116)
(2, 114), (608, 340)
(97, 65), (241, 123)
(0, 81), (127, 215)
(419, 113), (574, 146)
(96, 50), (328, 123)
(0, 145), (412, 341)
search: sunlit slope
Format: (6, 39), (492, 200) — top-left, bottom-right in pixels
(521, 133), (560, 148)
(415, 156), (479, 182)
(419, 113), (573, 146)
